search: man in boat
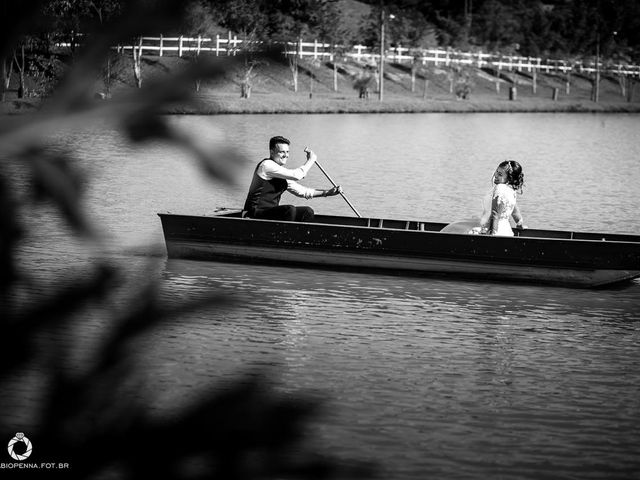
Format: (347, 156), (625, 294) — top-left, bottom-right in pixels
(243, 136), (342, 222)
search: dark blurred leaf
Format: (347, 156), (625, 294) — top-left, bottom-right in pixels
(0, 5), (376, 480)
(124, 112), (172, 142)
(0, 264), (116, 370)
(0, 0), (46, 59)
(0, 172), (23, 289)
(26, 147), (93, 235)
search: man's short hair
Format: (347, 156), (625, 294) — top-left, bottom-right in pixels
(269, 136), (290, 151)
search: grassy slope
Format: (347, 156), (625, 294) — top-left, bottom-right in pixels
(164, 54), (640, 114)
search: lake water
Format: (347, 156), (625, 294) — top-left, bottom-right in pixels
(4, 113), (640, 479)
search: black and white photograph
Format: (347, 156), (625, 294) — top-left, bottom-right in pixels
(1, 0), (639, 478)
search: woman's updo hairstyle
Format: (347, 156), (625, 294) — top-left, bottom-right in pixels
(499, 160), (524, 193)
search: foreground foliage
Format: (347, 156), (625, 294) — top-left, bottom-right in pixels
(0, 1), (374, 478)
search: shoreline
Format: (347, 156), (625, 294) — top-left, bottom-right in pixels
(4, 93), (640, 116)
(173, 83), (640, 114)
(172, 95), (640, 115)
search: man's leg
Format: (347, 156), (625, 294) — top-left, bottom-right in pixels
(252, 205), (313, 222)
(294, 206), (314, 222)
(253, 205), (297, 221)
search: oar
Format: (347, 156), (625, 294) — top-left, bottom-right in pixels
(304, 147), (361, 218)
(317, 161), (362, 218)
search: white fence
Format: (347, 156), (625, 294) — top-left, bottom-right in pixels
(114, 34), (640, 77)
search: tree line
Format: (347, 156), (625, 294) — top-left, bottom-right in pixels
(185, 0), (640, 61)
(2, 0), (640, 101)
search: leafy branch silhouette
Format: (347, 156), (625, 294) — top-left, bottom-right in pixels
(0, 1), (375, 478)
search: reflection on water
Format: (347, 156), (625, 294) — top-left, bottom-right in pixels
(161, 258), (640, 322)
(126, 258), (640, 479)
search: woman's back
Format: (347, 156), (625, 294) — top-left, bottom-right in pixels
(490, 183), (517, 236)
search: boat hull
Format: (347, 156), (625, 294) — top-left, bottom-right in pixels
(158, 212), (640, 288)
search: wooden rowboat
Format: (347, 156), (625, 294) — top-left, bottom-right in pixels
(158, 210), (640, 288)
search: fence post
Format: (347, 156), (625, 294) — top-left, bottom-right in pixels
(227, 31), (232, 56)
(313, 39), (318, 60)
(216, 34), (220, 56)
(532, 69), (537, 94)
(159, 34), (163, 57)
(197, 35), (201, 55)
(178, 35), (183, 57)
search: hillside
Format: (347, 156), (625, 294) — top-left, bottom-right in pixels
(3, 49), (639, 115)
(127, 54), (640, 114)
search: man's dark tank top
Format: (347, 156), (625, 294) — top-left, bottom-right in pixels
(243, 159), (288, 214)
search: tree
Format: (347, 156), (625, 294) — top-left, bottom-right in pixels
(132, 35), (143, 88)
(204, 0), (270, 96)
(1, 55), (12, 101)
(313, 0), (352, 92)
(15, 44), (26, 98)
(208, 0), (269, 40)
(261, 0), (339, 92)
(42, 0), (122, 54)
(410, 50), (421, 92)
(182, 0), (224, 37)
(471, 0), (525, 53)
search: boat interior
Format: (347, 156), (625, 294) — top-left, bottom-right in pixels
(214, 210), (640, 243)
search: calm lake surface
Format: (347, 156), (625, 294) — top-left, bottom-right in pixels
(5, 113), (640, 479)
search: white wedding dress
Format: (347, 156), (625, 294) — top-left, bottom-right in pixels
(472, 183), (517, 236)
(440, 184), (517, 236)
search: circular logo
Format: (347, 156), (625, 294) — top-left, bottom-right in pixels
(8, 432), (32, 461)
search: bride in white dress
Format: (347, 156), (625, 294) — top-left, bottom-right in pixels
(441, 160), (526, 236)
